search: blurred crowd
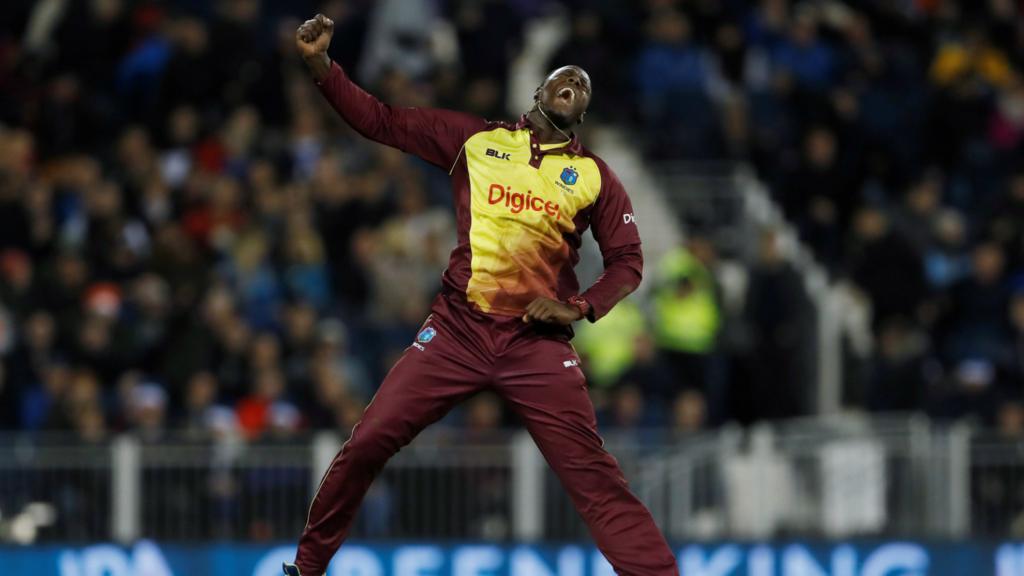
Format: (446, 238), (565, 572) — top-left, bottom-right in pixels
(0, 0), (1023, 444)
(601, 0), (1024, 433)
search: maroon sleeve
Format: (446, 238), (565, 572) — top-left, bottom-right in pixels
(315, 61), (486, 170)
(579, 158), (643, 321)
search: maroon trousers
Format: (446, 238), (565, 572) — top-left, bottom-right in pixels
(295, 293), (677, 576)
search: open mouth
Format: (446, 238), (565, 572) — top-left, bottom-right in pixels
(557, 87), (576, 104)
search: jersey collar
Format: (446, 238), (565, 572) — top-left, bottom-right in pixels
(516, 114), (584, 158)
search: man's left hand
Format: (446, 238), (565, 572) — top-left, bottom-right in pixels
(523, 297), (582, 325)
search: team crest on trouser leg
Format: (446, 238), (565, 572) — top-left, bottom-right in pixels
(417, 326), (436, 343)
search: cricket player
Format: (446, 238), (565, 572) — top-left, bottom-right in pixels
(284, 14), (678, 576)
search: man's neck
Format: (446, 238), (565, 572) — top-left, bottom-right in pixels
(526, 108), (573, 145)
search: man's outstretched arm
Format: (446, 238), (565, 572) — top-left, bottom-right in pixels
(296, 14), (485, 170)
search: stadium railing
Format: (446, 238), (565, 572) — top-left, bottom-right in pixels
(3, 414), (1020, 545)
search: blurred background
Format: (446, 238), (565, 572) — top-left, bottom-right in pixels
(1, 0), (1024, 574)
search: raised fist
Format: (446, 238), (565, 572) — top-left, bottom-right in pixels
(296, 14), (334, 60)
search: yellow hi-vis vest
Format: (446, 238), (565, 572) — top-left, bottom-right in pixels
(573, 299), (647, 388)
(652, 248), (720, 354)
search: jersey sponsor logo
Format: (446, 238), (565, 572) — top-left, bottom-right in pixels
(486, 148), (511, 161)
(622, 213), (636, 224)
(563, 359), (579, 368)
(560, 166), (579, 185)
(417, 326), (437, 343)
(488, 183), (561, 220)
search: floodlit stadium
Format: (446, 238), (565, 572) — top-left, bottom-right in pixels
(1, 1), (1024, 575)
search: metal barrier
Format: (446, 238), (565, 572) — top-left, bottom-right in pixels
(136, 439), (312, 541)
(969, 434), (1024, 538)
(1, 416), (1021, 544)
(0, 436), (112, 542)
(624, 415), (973, 540)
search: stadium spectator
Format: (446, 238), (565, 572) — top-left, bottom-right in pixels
(599, 385), (661, 444)
(181, 371), (230, 438)
(652, 240), (721, 395)
(867, 318), (933, 413)
(125, 381), (168, 442)
(617, 333), (677, 407)
(236, 369), (294, 439)
(923, 209), (971, 291)
(740, 228), (810, 421)
(848, 206), (927, 330)
(670, 388), (708, 437)
(781, 126), (855, 266)
(635, 8), (719, 158)
(771, 8), (836, 92)
(940, 242), (1012, 362)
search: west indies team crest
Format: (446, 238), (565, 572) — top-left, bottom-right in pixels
(560, 166), (579, 186)
(417, 326), (437, 343)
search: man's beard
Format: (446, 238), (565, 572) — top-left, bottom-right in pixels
(538, 103), (576, 130)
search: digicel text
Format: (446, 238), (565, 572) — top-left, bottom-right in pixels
(488, 184), (560, 220)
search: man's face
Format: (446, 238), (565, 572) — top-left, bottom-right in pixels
(535, 66), (592, 130)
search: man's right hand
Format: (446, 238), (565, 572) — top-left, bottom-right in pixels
(296, 14), (334, 80)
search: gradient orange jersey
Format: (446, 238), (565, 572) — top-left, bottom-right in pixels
(317, 63), (642, 320)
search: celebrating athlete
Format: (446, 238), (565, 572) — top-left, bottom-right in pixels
(284, 14), (677, 576)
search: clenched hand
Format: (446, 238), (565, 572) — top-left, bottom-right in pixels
(522, 297), (583, 325)
(296, 14), (334, 81)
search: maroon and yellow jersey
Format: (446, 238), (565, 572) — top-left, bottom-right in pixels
(317, 62), (642, 320)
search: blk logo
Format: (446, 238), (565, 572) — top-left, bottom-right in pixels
(486, 148), (511, 161)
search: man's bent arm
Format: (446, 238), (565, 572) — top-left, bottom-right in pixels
(579, 158), (644, 321)
(580, 244), (643, 321)
(313, 60), (486, 170)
